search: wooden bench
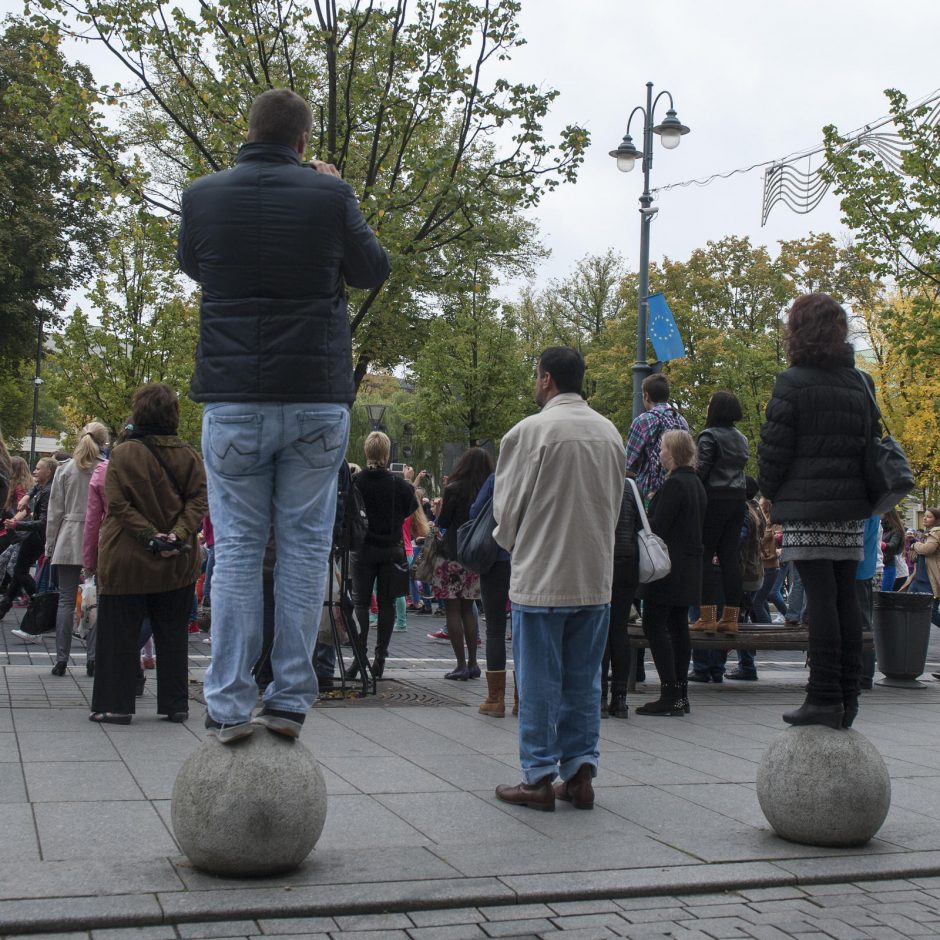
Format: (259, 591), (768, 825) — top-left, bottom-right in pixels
(626, 623), (874, 692)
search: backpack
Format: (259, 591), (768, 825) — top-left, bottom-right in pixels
(740, 499), (764, 592)
(336, 464), (368, 553)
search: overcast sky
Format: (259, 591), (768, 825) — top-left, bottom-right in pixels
(6, 0), (939, 296)
(505, 0), (940, 291)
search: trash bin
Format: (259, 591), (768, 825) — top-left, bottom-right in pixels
(872, 591), (933, 688)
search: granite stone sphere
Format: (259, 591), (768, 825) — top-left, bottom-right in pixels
(172, 729), (327, 876)
(757, 725), (890, 847)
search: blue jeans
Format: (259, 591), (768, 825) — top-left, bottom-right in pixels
(511, 603), (609, 784)
(203, 546), (215, 607)
(753, 568), (787, 623)
(784, 564), (806, 623)
(201, 401), (349, 724)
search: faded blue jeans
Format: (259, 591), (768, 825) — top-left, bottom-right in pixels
(512, 603), (609, 785)
(201, 401), (349, 724)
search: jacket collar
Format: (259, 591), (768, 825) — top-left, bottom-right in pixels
(236, 143), (302, 166)
(540, 392), (585, 413)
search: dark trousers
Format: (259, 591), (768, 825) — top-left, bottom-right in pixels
(643, 604), (691, 687)
(480, 558), (511, 671)
(796, 559), (862, 704)
(701, 499), (745, 608)
(351, 545), (397, 658)
(92, 584), (194, 716)
(604, 560), (638, 687)
(3, 534), (42, 605)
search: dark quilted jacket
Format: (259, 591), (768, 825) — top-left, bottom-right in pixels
(758, 346), (876, 523)
(178, 143), (390, 403)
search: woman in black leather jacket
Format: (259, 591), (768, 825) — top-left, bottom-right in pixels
(691, 391), (749, 633)
(0, 458), (57, 618)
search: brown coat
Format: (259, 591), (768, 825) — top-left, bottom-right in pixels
(98, 436), (208, 596)
(914, 526), (940, 597)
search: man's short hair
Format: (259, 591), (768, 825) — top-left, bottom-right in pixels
(538, 346), (584, 395)
(642, 373), (670, 404)
(248, 89), (313, 148)
(132, 382), (180, 432)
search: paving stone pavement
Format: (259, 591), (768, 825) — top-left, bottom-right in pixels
(4, 608), (940, 936)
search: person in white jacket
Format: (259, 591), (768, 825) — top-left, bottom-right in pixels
(46, 423), (109, 676)
(493, 347), (625, 812)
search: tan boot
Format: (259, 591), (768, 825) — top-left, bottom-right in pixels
(479, 670), (506, 717)
(716, 606), (740, 633)
(690, 605), (719, 632)
(512, 670), (519, 716)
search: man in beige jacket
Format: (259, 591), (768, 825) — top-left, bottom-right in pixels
(493, 347), (625, 812)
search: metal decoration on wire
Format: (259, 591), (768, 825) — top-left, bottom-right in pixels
(649, 87), (940, 226)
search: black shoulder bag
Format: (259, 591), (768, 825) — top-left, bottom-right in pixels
(855, 370), (914, 516)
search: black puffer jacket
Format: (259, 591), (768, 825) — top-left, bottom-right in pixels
(178, 143), (390, 404)
(696, 426), (748, 496)
(614, 478), (641, 563)
(758, 345), (875, 523)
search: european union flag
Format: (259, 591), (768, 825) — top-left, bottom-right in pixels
(647, 292), (686, 362)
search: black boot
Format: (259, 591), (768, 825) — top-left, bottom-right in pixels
(783, 697), (844, 730)
(677, 680), (690, 715)
(372, 650), (387, 680)
(608, 682), (629, 719)
(636, 682), (684, 716)
(600, 679), (609, 719)
(842, 692), (859, 729)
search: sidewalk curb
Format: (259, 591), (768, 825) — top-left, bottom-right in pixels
(4, 855), (940, 935)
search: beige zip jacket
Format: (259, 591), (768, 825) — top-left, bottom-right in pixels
(493, 393), (626, 607)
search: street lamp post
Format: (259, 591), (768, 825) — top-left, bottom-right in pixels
(609, 82), (690, 419)
(364, 404), (386, 432)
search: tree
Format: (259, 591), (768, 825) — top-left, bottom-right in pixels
(46, 209), (202, 444)
(0, 19), (106, 367)
(409, 285), (533, 447)
(823, 89), (940, 371)
(29, 0), (589, 386)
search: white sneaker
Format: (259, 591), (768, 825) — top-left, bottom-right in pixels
(10, 629), (39, 643)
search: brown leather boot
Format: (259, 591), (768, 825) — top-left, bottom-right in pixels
(512, 671), (519, 716)
(690, 605), (718, 632)
(716, 606), (740, 633)
(495, 774), (555, 811)
(553, 763), (595, 809)
(479, 670), (506, 717)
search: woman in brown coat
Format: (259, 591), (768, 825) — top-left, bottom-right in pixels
(90, 384), (208, 724)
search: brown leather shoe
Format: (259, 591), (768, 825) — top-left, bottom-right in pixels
(495, 775), (555, 812)
(553, 763), (595, 809)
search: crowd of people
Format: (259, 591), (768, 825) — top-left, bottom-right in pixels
(2, 85), (938, 817)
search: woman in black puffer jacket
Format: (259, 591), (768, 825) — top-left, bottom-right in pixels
(758, 293), (874, 730)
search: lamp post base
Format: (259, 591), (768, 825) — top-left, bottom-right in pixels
(631, 361), (652, 421)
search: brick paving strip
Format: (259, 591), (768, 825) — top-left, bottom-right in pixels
(3, 610), (940, 937)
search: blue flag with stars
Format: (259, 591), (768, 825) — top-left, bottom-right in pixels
(647, 292), (686, 362)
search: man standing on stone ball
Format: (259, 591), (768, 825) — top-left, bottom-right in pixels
(177, 88), (390, 743)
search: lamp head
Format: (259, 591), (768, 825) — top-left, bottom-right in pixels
(609, 133), (642, 173)
(652, 108), (690, 150)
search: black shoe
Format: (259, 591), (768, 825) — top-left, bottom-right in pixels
(842, 694), (859, 729)
(345, 659), (361, 680)
(782, 699), (844, 730)
(372, 652), (386, 680)
(636, 684), (684, 716)
(725, 669), (757, 681)
(677, 682), (690, 715)
(687, 671), (710, 683)
(710, 673), (723, 684)
(859, 678), (874, 690)
(164, 711), (189, 723)
(51, 661), (67, 677)
(608, 690), (629, 719)
(135, 676), (146, 697)
(86, 661), (95, 678)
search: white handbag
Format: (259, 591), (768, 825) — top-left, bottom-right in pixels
(625, 478), (671, 584)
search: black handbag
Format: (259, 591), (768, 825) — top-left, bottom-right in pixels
(456, 496), (498, 574)
(856, 370), (915, 516)
(20, 561), (59, 635)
